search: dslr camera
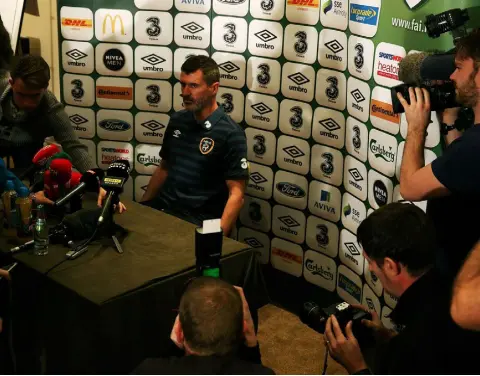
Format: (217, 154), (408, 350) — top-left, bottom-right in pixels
(300, 301), (373, 344)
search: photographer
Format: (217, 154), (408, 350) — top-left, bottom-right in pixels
(398, 29), (480, 278)
(133, 277), (274, 375)
(324, 203), (477, 374)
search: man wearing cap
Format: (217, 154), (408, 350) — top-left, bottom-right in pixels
(141, 56), (248, 235)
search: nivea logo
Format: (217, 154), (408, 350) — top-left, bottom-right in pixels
(99, 119), (131, 132)
(276, 182), (305, 198)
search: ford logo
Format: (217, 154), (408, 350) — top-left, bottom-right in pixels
(217, 0), (246, 3)
(99, 119), (131, 132)
(276, 182), (305, 198)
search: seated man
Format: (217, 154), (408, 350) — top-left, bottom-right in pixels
(141, 56), (248, 235)
(0, 55), (94, 174)
(324, 202), (477, 374)
(132, 277), (274, 375)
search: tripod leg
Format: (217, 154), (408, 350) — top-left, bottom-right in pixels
(111, 235), (124, 254)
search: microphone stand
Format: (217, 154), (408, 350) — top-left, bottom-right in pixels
(65, 193), (126, 259)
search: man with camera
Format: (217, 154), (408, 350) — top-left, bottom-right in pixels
(398, 29), (480, 277)
(133, 277), (274, 375)
(324, 203), (476, 374)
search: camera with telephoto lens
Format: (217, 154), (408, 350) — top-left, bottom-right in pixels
(300, 301), (374, 345)
(391, 81), (457, 113)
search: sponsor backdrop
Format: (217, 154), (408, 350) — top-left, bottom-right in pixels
(57, 0), (479, 319)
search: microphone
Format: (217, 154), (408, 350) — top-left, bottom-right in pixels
(18, 144), (61, 180)
(98, 160), (130, 225)
(398, 52), (456, 85)
(44, 159), (81, 201)
(55, 168), (105, 207)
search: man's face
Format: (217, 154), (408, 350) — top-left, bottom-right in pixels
(450, 57), (480, 108)
(9, 78), (46, 112)
(364, 252), (397, 298)
(179, 70), (218, 112)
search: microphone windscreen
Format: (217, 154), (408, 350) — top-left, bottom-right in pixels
(32, 144), (61, 165)
(419, 53), (456, 81)
(70, 171), (82, 188)
(398, 52), (430, 85)
(63, 208), (104, 240)
(107, 160), (131, 181)
(80, 169), (105, 191)
(49, 159), (72, 185)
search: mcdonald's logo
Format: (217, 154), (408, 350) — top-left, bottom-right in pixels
(102, 14), (125, 35)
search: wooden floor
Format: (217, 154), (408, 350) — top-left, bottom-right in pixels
(258, 304), (347, 375)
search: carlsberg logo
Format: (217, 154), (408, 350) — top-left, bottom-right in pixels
(369, 139), (395, 162)
(137, 153), (161, 167)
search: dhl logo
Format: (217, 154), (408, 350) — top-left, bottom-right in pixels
(103, 14), (125, 35)
(272, 248), (302, 264)
(61, 18), (92, 28)
(287, 0), (319, 8)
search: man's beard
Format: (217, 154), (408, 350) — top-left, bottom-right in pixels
(182, 95), (209, 112)
(456, 71), (479, 108)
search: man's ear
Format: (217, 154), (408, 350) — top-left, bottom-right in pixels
(175, 318), (184, 344)
(383, 257), (400, 277)
(211, 82), (219, 95)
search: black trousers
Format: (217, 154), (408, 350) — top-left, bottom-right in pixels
(140, 198), (204, 227)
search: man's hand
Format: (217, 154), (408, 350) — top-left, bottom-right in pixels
(0, 269), (11, 280)
(324, 315), (368, 374)
(234, 286), (258, 347)
(32, 191), (54, 206)
(351, 304), (397, 343)
(397, 87), (431, 135)
(97, 187), (127, 213)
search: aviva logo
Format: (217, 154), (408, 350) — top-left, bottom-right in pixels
(404, 0), (428, 10)
(322, 0), (332, 14)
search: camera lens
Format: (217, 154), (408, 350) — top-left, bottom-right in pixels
(300, 302), (327, 334)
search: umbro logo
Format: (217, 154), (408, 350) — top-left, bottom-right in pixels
(283, 145), (305, 159)
(345, 242), (361, 256)
(348, 168), (364, 182)
(325, 39), (344, 54)
(69, 114), (88, 125)
(219, 61), (240, 74)
(251, 102), (273, 115)
(141, 184), (148, 192)
(244, 237), (264, 248)
(141, 54), (166, 66)
(288, 72), (310, 86)
(319, 118), (341, 132)
(141, 120), (165, 132)
(278, 215), (300, 228)
(351, 89), (366, 103)
(181, 22), (204, 34)
(66, 49), (88, 61)
(255, 29), (277, 43)
(250, 172), (268, 185)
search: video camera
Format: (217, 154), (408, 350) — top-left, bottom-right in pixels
(391, 7), (475, 120)
(300, 301), (373, 345)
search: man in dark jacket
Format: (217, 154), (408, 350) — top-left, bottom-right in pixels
(324, 203), (477, 374)
(133, 277), (274, 375)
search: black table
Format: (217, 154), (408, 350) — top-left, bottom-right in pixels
(2, 199), (267, 374)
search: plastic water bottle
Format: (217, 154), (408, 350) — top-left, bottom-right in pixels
(2, 180), (17, 229)
(15, 187), (32, 237)
(33, 204), (49, 256)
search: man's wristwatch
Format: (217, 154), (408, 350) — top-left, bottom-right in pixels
(440, 122), (456, 135)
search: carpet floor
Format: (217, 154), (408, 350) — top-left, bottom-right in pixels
(258, 304), (347, 375)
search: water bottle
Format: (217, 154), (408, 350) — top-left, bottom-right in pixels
(2, 180), (17, 229)
(15, 187), (32, 237)
(33, 204), (49, 256)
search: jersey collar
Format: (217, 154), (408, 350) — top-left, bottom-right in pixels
(196, 105), (224, 131)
